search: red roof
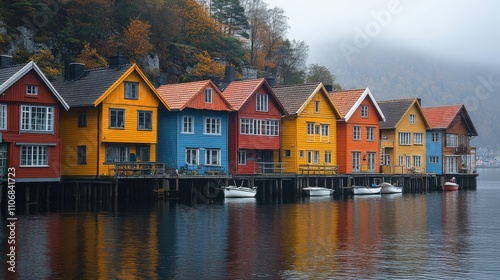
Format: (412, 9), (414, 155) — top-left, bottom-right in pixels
(222, 78), (265, 110)
(157, 80), (230, 111)
(422, 104), (463, 129)
(329, 89), (365, 117)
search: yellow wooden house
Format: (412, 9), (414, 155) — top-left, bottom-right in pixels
(52, 59), (169, 177)
(378, 98), (431, 174)
(273, 83), (342, 174)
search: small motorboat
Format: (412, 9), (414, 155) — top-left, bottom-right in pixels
(442, 177), (459, 191)
(222, 185), (257, 198)
(380, 182), (403, 194)
(352, 184), (381, 195)
(303, 186), (334, 196)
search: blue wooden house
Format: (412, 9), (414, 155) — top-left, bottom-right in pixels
(157, 80), (232, 174)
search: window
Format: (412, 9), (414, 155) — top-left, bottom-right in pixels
(398, 155), (404, 166)
(366, 127), (375, 141)
(0, 104), (6, 130)
(284, 150), (291, 157)
(186, 148), (199, 165)
(431, 132), (439, 142)
(446, 134), (458, 147)
(204, 118), (221, 134)
(105, 146), (129, 162)
(124, 82), (139, 99)
(381, 154), (391, 165)
(321, 124), (329, 136)
(238, 150), (246, 165)
(414, 155), (421, 167)
(77, 146), (87, 165)
(78, 111), (87, 128)
(109, 108), (124, 128)
(205, 149), (220, 165)
(26, 84), (38, 95)
(20, 145), (48, 167)
(429, 156), (439, 164)
(414, 133), (423, 145)
(406, 156), (411, 168)
(314, 151), (320, 164)
(138, 111), (152, 130)
(315, 125), (320, 135)
(204, 88), (212, 103)
(324, 151), (332, 164)
(307, 123), (315, 135)
(399, 132), (411, 145)
(299, 150), (304, 158)
(182, 116), (194, 133)
(240, 118), (279, 136)
(314, 101), (320, 113)
(353, 126), (361, 140)
(256, 94), (268, 112)
(21, 105), (54, 132)
(367, 152), (376, 172)
(361, 105), (368, 118)
(352, 152), (360, 172)
(409, 114), (416, 124)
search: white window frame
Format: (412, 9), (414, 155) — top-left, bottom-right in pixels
(307, 122), (315, 135)
(414, 155), (422, 167)
(381, 154), (391, 165)
(256, 94), (268, 112)
(21, 105), (54, 132)
(398, 155), (404, 166)
(321, 124), (329, 136)
(409, 114), (416, 124)
(367, 152), (376, 172)
(0, 104), (7, 130)
(205, 149), (221, 166)
(204, 117), (221, 135)
(20, 145), (48, 167)
(353, 126), (361, 140)
(324, 151), (332, 164)
(238, 150), (246, 165)
(109, 108), (124, 129)
(406, 156), (411, 168)
(314, 101), (320, 113)
(361, 105), (368, 118)
(204, 88), (212, 103)
(414, 133), (423, 145)
(138, 110), (152, 130)
(124, 82), (139, 99)
(446, 134), (458, 147)
(182, 116), (194, 134)
(431, 132), (439, 142)
(429, 156), (439, 164)
(399, 132), (411, 145)
(366, 127), (375, 141)
(105, 145), (129, 162)
(186, 148), (199, 165)
(352, 152), (360, 172)
(26, 84), (38, 95)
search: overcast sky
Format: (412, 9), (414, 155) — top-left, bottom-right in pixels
(264, 0), (500, 68)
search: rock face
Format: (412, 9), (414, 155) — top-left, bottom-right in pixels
(5, 25), (49, 55)
(138, 54), (160, 71)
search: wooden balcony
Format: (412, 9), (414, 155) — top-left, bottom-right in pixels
(108, 162), (165, 178)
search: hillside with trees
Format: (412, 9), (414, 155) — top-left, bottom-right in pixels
(0, 0), (336, 86)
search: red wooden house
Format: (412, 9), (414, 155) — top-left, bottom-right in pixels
(330, 88), (385, 174)
(222, 78), (286, 174)
(0, 56), (69, 182)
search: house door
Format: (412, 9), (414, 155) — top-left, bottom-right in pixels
(367, 152), (376, 173)
(257, 150), (273, 173)
(445, 156), (458, 174)
(0, 144), (7, 177)
(352, 152), (360, 173)
(136, 145), (150, 162)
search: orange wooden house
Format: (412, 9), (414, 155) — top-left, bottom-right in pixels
(330, 88), (385, 174)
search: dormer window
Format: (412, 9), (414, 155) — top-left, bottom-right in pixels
(204, 88), (212, 103)
(361, 105), (368, 118)
(26, 84), (38, 95)
(314, 101), (320, 113)
(124, 82), (139, 99)
(409, 114), (416, 124)
(256, 94), (268, 112)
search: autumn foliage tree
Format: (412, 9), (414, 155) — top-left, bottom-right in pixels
(121, 18), (154, 63)
(75, 41), (108, 69)
(189, 51), (225, 80)
(29, 49), (60, 78)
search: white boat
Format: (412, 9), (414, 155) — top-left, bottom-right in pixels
(352, 185), (381, 195)
(380, 182), (403, 194)
(222, 185), (257, 198)
(303, 186), (334, 196)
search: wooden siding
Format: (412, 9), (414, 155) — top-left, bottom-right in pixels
(60, 107), (99, 176)
(337, 98), (381, 174)
(157, 107), (178, 169)
(1, 70), (63, 181)
(185, 84), (231, 111)
(426, 130), (442, 174)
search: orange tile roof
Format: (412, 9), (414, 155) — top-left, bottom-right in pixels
(157, 80), (213, 110)
(329, 89), (365, 117)
(422, 104), (463, 129)
(222, 78), (265, 110)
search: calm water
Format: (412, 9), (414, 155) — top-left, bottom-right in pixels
(2, 169), (500, 279)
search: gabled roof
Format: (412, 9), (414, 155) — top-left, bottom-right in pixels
(222, 78), (286, 113)
(330, 87), (385, 122)
(272, 83), (341, 118)
(52, 64), (168, 109)
(157, 80), (231, 111)
(423, 104), (478, 136)
(0, 61), (69, 110)
(378, 98), (430, 129)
